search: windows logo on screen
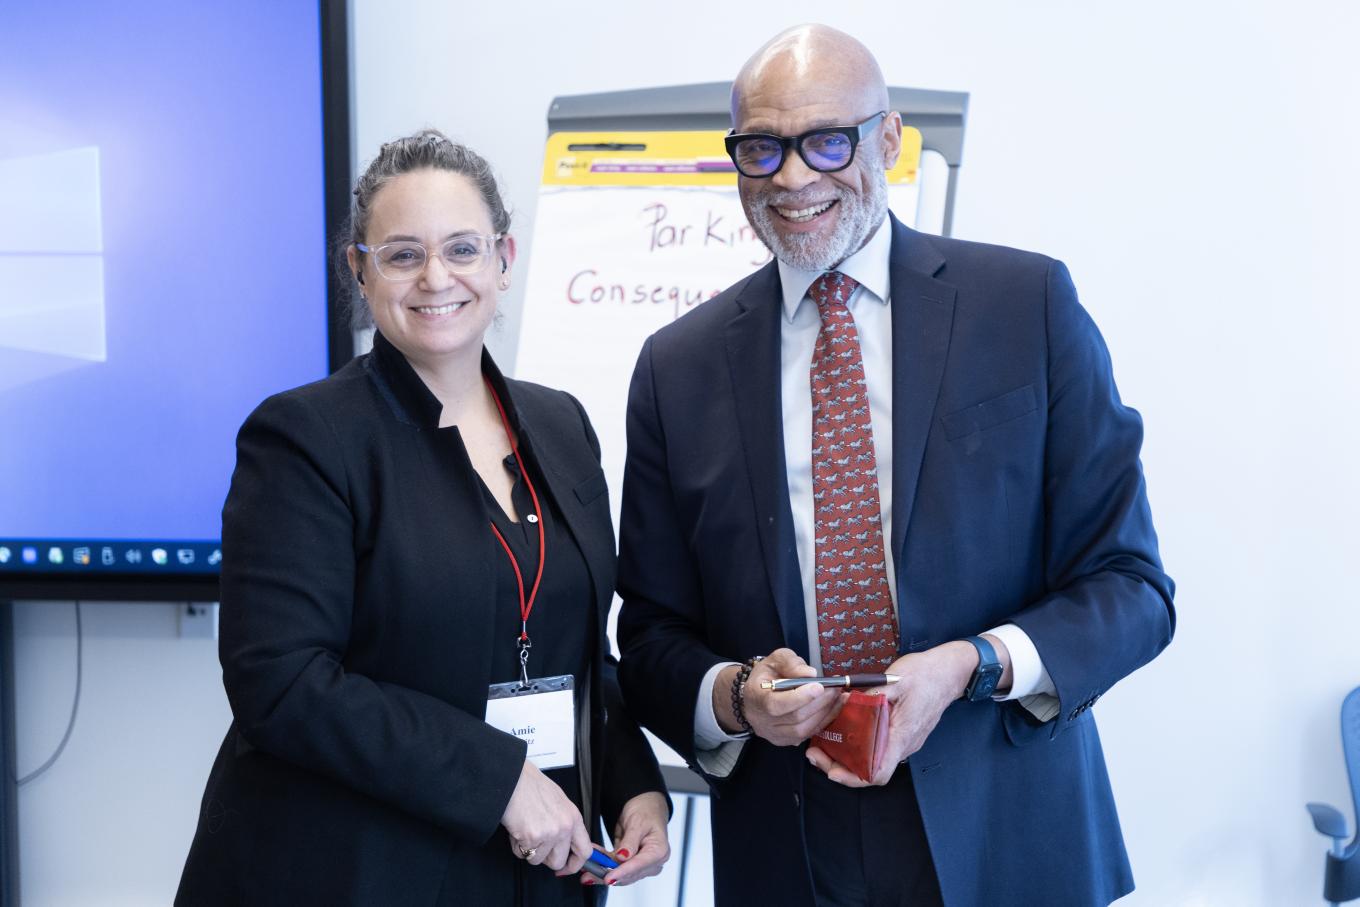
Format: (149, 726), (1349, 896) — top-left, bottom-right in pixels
(0, 146), (107, 392)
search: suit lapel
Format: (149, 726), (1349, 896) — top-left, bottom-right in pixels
(496, 384), (615, 631)
(528, 435), (614, 623)
(724, 264), (809, 660)
(888, 216), (957, 562)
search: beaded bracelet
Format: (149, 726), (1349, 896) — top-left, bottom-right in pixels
(730, 655), (763, 734)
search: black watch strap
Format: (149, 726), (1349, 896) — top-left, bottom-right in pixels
(962, 635), (1003, 702)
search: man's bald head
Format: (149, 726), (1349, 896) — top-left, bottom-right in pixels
(731, 25), (889, 130)
(728, 25), (901, 271)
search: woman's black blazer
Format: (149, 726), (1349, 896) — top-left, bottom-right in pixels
(176, 333), (665, 905)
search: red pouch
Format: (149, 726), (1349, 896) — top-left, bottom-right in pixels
(811, 691), (890, 782)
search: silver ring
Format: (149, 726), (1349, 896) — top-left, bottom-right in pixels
(517, 845), (537, 860)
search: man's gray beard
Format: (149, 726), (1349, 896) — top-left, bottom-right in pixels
(744, 173), (888, 272)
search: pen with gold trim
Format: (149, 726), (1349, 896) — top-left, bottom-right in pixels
(760, 674), (899, 691)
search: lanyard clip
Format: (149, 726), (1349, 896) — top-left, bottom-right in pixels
(517, 629), (532, 688)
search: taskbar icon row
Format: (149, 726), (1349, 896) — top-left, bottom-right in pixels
(0, 540), (223, 573)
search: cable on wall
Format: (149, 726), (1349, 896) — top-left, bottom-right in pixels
(16, 601), (82, 786)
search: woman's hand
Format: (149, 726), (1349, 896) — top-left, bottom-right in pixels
(501, 760), (592, 874)
(588, 791), (670, 887)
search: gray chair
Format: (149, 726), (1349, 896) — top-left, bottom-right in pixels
(1308, 686), (1360, 904)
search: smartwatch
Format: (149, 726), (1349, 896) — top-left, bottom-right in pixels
(961, 635), (1003, 702)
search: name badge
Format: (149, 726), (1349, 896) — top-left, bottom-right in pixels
(485, 674), (576, 770)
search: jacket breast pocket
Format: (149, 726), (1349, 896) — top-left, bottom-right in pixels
(942, 384), (1038, 441)
(573, 469), (608, 506)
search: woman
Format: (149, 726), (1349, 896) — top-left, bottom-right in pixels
(177, 130), (670, 905)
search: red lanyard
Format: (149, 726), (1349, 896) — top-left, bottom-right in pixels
(484, 379), (546, 682)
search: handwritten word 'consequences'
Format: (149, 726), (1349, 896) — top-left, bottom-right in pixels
(643, 203), (773, 267)
(567, 269), (723, 321)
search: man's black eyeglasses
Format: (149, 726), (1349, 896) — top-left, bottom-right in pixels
(724, 112), (887, 179)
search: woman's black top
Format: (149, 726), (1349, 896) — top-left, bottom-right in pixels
(434, 439), (593, 906)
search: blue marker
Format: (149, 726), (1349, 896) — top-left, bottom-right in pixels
(583, 848), (620, 881)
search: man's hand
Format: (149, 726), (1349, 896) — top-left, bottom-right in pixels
(712, 648), (844, 746)
(807, 637), (1006, 787)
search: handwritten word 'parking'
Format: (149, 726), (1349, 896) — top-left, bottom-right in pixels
(643, 203), (772, 267)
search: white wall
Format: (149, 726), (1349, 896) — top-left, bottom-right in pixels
(13, 602), (230, 905)
(12, 2), (1359, 904)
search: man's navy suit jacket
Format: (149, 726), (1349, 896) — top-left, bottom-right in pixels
(616, 215), (1175, 906)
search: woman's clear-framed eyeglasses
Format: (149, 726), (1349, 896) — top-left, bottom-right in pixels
(356, 233), (504, 280)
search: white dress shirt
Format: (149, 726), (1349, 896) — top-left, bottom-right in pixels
(693, 215), (1057, 776)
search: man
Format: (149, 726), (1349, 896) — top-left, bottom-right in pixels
(616, 24), (1174, 907)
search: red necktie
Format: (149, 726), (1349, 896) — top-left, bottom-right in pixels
(809, 271), (899, 675)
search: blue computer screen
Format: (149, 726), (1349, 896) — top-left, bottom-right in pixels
(0, 1), (332, 581)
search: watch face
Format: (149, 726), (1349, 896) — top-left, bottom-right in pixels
(970, 664), (1003, 701)
(976, 670), (1000, 699)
